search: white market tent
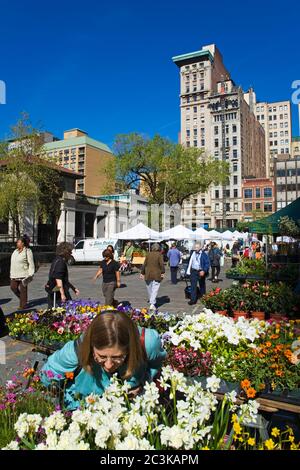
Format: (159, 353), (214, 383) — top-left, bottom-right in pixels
(112, 223), (160, 240)
(159, 224), (195, 240)
(194, 227), (210, 239)
(206, 229), (222, 240)
(220, 230), (234, 241)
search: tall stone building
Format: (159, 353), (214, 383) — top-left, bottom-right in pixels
(172, 44), (266, 228)
(253, 100), (292, 178)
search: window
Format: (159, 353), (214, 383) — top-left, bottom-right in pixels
(232, 124), (237, 133)
(244, 189), (253, 198)
(233, 149), (238, 158)
(186, 130), (190, 137)
(256, 202), (261, 210)
(226, 203), (230, 212)
(193, 106), (197, 113)
(225, 124), (229, 134)
(256, 187), (261, 198)
(264, 187), (272, 198)
(245, 203), (253, 212)
(193, 140), (197, 147)
(215, 190), (219, 199)
(215, 139), (219, 148)
(186, 142), (190, 147)
(193, 128), (197, 136)
(264, 202), (273, 212)
(233, 176), (238, 185)
(214, 126), (219, 135)
(226, 189), (230, 198)
(234, 189), (238, 198)
(201, 198), (205, 205)
(261, 115), (264, 120)
(201, 139), (205, 146)
(233, 136), (237, 145)
(234, 202), (238, 211)
(215, 203), (219, 212)
(233, 163), (238, 172)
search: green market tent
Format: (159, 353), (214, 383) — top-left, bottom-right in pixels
(248, 197), (300, 234)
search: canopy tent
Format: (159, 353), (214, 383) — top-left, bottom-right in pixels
(159, 224), (195, 240)
(221, 230), (235, 241)
(111, 223), (160, 240)
(276, 236), (297, 243)
(206, 229), (222, 239)
(194, 227), (210, 239)
(248, 197), (300, 234)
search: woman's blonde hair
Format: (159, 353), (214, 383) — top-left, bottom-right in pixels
(78, 311), (145, 379)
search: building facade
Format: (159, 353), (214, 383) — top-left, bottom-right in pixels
(242, 178), (275, 222)
(44, 128), (114, 196)
(274, 155), (300, 210)
(172, 44), (266, 229)
(291, 136), (300, 158)
(253, 100), (292, 178)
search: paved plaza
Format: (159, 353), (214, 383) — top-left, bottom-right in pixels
(0, 261), (233, 383)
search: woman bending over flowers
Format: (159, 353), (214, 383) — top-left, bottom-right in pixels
(41, 311), (167, 409)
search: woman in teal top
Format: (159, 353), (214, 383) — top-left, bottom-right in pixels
(41, 311), (167, 409)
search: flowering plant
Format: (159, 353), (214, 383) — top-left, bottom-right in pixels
(3, 366), (288, 451)
(168, 346), (213, 377)
(202, 288), (229, 312)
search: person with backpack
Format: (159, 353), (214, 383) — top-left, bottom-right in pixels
(10, 235), (35, 310)
(40, 311), (167, 409)
(45, 242), (80, 308)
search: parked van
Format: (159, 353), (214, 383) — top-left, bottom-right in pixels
(69, 238), (120, 265)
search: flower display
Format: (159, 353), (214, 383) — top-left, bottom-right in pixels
(4, 367), (298, 451)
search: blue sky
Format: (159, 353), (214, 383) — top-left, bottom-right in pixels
(0, 0), (299, 148)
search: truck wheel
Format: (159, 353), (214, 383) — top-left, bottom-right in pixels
(67, 256), (75, 266)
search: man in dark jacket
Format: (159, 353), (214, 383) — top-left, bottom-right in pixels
(140, 243), (165, 311)
(208, 242), (222, 283)
(186, 242), (210, 305)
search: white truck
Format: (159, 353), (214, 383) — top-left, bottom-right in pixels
(69, 238), (120, 265)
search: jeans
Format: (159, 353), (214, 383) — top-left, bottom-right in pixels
(190, 269), (206, 303)
(146, 280), (161, 306)
(170, 266), (178, 284)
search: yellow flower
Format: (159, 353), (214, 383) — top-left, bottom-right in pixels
(289, 435), (295, 443)
(271, 427), (280, 438)
(202, 446), (210, 450)
(231, 414), (238, 423)
(264, 439), (275, 450)
(248, 438), (255, 446)
(233, 422), (242, 435)
(290, 443), (299, 450)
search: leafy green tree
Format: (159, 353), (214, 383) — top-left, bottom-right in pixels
(105, 133), (229, 205)
(0, 113), (63, 239)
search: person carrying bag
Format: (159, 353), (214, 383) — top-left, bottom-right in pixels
(10, 235), (35, 310)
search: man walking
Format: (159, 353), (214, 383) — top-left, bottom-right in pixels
(140, 243), (165, 311)
(186, 242), (210, 305)
(167, 243), (182, 284)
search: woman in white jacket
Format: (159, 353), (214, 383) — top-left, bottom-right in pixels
(10, 235), (35, 310)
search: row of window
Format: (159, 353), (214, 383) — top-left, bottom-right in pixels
(185, 84), (205, 93)
(214, 113), (237, 122)
(214, 124), (237, 134)
(214, 203), (239, 212)
(270, 140), (289, 146)
(244, 202), (273, 212)
(276, 184), (300, 192)
(214, 151), (239, 162)
(256, 105), (288, 112)
(215, 186), (239, 198)
(270, 131), (289, 137)
(184, 63), (205, 71)
(270, 148), (289, 154)
(244, 188), (273, 198)
(257, 114), (288, 121)
(215, 137), (238, 147)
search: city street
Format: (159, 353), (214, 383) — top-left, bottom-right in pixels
(0, 261), (233, 383)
